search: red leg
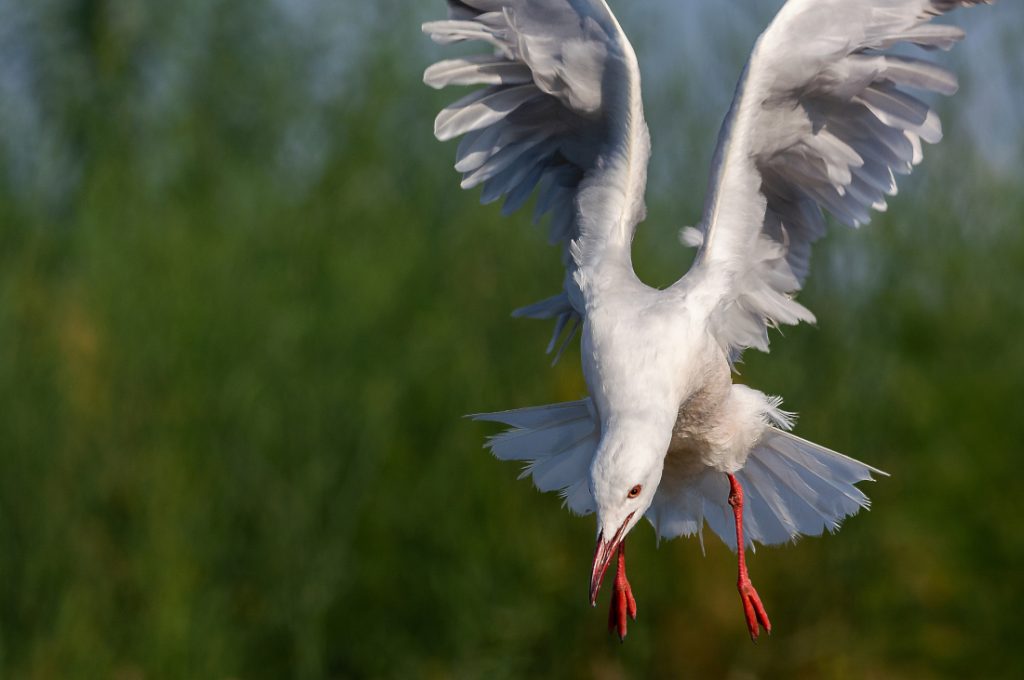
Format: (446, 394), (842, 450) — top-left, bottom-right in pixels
(607, 541), (638, 641)
(727, 473), (772, 641)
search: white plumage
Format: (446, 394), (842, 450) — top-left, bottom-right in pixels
(424, 0), (992, 640)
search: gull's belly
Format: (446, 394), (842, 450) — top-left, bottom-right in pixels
(665, 360), (731, 476)
(666, 364), (777, 478)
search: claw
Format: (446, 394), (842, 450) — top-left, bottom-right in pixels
(606, 542), (637, 641)
(738, 576), (772, 641)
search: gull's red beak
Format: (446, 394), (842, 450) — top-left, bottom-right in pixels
(589, 511), (634, 606)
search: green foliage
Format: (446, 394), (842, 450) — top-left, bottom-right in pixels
(0, 2), (1021, 678)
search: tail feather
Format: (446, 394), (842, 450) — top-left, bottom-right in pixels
(472, 400), (589, 430)
(739, 457), (801, 541)
(471, 399), (598, 515)
(735, 428), (885, 547)
(473, 401), (885, 546)
(651, 427), (886, 550)
(484, 416), (594, 461)
(745, 455), (836, 534)
(519, 434), (593, 493)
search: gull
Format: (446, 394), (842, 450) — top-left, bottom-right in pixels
(423, 0), (992, 641)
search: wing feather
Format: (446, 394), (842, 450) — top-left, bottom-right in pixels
(424, 56), (534, 89)
(424, 0), (651, 358)
(682, 0), (992, 357)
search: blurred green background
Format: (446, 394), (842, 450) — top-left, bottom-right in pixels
(0, 0), (1021, 678)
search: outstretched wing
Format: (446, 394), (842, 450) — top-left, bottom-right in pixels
(681, 0), (992, 357)
(424, 0), (651, 359)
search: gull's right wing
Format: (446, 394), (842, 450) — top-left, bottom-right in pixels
(679, 0), (993, 358)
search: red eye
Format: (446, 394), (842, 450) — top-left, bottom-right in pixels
(627, 484), (642, 499)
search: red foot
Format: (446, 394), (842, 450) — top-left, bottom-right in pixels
(728, 473), (772, 641)
(607, 542), (637, 641)
(737, 574), (771, 641)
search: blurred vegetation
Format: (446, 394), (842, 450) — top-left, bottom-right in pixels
(0, 1), (1021, 678)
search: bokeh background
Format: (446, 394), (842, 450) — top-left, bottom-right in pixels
(0, 0), (1021, 678)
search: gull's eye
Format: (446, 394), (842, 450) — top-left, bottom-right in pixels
(627, 484), (642, 499)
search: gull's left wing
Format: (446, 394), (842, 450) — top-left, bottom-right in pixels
(680, 0), (992, 358)
(424, 0), (651, 360)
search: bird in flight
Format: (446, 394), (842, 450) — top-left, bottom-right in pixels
(424, 0), (992, 641)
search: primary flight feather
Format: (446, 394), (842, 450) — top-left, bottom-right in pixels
(424, 0), (992, 641)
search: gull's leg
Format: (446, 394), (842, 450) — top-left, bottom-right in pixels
(607, 541), (638, 641)
(727, 473), (772, 641)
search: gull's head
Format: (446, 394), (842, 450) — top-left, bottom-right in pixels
(588, 421), (669, 605)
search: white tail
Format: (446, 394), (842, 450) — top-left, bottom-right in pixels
(651, 428), (887, 550)
(474, 400), (885, 549)
(471, 400), (599, 515)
